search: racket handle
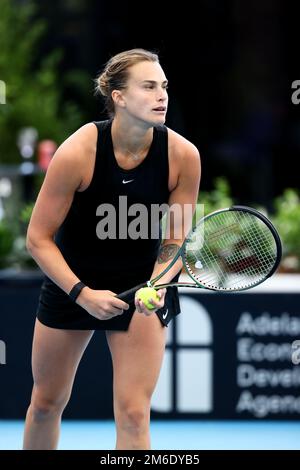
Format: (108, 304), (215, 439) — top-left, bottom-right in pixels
(117, 282), (148, 303)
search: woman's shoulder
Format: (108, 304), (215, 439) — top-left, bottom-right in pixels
(60, 122), (98, 150)
(54, 122), (98, 162)
(44, 123), (99, 192)
(166, 126), (200, 161)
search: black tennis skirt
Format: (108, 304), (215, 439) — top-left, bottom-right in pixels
(37, 271), (181, 331)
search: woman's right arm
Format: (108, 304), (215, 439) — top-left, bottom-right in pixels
(27, 125), (129, 320)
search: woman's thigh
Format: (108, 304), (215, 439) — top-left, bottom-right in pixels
(31, 319), (94, 401)
(106, 312), (166, 402)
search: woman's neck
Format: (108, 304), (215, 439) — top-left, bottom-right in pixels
(111, 117), (153, 157)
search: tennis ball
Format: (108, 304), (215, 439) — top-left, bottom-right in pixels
(136, 287), (160, 310)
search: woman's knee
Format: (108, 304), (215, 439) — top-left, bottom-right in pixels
(115, 399), (150, 432)
(30, 386), (70, 421)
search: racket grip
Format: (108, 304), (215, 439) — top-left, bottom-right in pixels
(117, 282), (148, 303)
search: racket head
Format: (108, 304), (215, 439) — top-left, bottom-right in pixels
(182, 205), (282, 291)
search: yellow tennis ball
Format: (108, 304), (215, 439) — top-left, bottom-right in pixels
(136, 287), (160, 310)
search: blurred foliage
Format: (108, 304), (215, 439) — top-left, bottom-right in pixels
(198, 177), (234, 215)
(0, 0), (87, 163)
(20, 202), (35, 226)
(271, 188), (300, 272)
(0, 201), (36, 269)
(193, 177), (234, 224)
(0, 221), (14, 268)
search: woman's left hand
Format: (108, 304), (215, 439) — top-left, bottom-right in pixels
(134, 288), (167, 316)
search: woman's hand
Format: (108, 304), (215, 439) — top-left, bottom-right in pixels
(134, 288), (167, 316)
(76, 287), (129, 320)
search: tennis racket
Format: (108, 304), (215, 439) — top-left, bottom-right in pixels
(117, 205), (282, 303)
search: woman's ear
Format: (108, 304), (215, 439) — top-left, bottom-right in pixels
(111, 90), (126, 108)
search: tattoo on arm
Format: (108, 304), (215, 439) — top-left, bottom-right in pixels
(158, 244), (180, 264)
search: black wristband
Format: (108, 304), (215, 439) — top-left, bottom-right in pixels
(69, 281), (86, 302)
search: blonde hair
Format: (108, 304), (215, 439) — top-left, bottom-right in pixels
(95, 48), (159, 117)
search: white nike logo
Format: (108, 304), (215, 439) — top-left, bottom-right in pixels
(122, 179), (134, 184)
(162, 309), (168, 320)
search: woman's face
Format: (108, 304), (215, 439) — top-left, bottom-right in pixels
(117, 61), (168, 125)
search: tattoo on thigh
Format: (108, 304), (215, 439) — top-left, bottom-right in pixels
(158, 244), (180, 264)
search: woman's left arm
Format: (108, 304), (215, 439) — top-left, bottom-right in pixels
(151, 139), (201, 284)
(135, 137), (201, 313)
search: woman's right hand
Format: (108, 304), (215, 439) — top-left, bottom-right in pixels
(76, 287), (129, 320)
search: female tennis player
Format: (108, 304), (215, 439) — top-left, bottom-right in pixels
(23, 48), (201, 450)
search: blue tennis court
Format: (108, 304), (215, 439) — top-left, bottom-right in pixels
(1, 420), (299, 450)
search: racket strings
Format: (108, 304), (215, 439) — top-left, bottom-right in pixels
(184, 210), (278, 290)
(209, 213), (275, 285)
(209, 213), (276, 283)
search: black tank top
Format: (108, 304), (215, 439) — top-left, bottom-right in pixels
(55, 120), (170, 282)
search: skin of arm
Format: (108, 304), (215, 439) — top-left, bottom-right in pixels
(27, 123), (129, 320)
(135, 132), (201, 314)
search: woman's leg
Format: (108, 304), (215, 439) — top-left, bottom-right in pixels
(106, 312), (166, 450)
(23, 319), (94, 449)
